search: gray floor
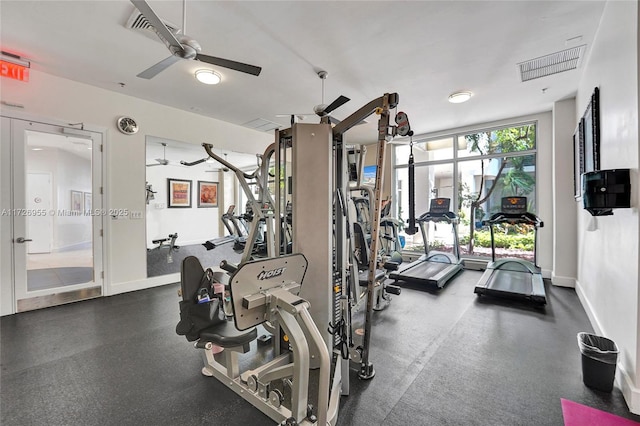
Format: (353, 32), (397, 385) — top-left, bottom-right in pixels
(147, 240), (242, 277)
(27, 267), (94, 290)
(2, 269), (639, 425)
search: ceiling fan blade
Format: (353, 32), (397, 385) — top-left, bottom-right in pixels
(130, 0), (184, 53)
(146, 163), (162, 167)
(137, 55), (181, 79)
(323, 95), (350, 114)
(196, 53), (262, 76)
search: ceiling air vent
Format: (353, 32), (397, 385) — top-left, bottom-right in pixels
(518, 44), (586, 82)
(125, 10), (180, 42)
(242, 118), (281, 133)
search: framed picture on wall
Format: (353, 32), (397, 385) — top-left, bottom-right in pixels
(71, 190), (83, 211)
(83, 192), (92, 212)
(167, 178), (192, 208)
(573, 119), (584, 199)
(197, 181), (218, 208)
(582, 87), (600, 173)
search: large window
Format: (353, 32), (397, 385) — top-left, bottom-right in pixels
(394, 123), (537, 261)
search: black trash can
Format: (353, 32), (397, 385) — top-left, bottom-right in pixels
(577, 332), (619, 392)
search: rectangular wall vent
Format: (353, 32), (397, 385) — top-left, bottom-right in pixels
(518, 45), (586, 82)
(242, 118), (281, 132)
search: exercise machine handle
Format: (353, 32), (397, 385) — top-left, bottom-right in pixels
(219, 260), (238, 274)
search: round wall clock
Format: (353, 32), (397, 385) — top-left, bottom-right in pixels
(116, 116), (139, 135)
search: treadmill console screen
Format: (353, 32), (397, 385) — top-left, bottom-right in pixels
(501, 197), (527, 214)
(429, 198), (451, 214)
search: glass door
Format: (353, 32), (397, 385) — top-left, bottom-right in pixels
(11, 119), (103, 312)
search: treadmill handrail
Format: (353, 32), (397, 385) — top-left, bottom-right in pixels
(419, 212), (461, 262)
(418, 211), (459, 224)
(483, 212), (543, 228)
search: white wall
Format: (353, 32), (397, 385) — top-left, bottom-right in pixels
(55, 150), (92, 250)
(0, 69), (272, 298)
(574, 0), (640, 413)
(551, 98), (578, 287)
(26, 147), (93, 251)
(146, 165), (221, 247)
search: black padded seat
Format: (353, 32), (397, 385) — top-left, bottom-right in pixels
(200, 320), (258, 347)
(178, 256), (257, 345)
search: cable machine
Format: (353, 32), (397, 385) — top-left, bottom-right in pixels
(177, 93), (410, 426)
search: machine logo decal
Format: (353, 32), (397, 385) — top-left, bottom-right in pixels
(257, 267), (286, 280)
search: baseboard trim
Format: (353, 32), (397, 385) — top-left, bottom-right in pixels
(575, 280), (603, 334)
(576, 280), (640, 415)
(550, 273), (575, 288)
(618, 364), (640, 414)
(107, 273), (179, 296)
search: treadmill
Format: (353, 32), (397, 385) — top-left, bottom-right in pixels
(202, 205), (244, 250)
(390, 198), (463, 288)
(474, 196), (546, 305)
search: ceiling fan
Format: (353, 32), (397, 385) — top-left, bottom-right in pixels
(146, 143), (169, 167)
(130, 0), (262, 79)
(277, 70), (350, 125)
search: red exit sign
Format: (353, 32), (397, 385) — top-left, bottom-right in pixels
(1, 60), (29, 82)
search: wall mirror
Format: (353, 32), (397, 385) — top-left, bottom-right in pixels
(145, 136), (257, 278)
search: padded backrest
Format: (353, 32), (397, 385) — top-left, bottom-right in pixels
(353, 222), (369, 268)
(177, 256), (227, 341)
(181, 256), (206, 302)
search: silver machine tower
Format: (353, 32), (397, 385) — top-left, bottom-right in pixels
(274, 92), (410, 401)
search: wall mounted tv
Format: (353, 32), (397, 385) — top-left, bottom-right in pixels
(582, 169), (631, 216)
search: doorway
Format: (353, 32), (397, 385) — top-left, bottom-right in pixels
(0, 117), (104, 314)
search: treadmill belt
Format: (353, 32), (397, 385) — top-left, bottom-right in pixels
(395, 261), (450, 281)
(487, 269), (533, 294)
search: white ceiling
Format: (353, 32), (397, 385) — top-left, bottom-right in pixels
(1, 1), (606, 144)
(27, 132), (93, 161)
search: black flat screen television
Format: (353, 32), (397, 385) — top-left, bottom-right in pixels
(583, 169), (631, 213)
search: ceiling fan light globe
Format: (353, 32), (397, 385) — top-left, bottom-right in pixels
(195, 69), (221, 85)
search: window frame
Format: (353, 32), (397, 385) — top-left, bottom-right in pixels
(392, 120), (538, 260)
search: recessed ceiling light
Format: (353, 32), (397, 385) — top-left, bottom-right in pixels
(195, 69), (221, 85)
(448, 91), (473, 104)
(31, 147), (43, 151)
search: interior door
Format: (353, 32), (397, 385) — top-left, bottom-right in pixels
(11, 119), (104, 312)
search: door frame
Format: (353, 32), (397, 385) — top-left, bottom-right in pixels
(0, 111), (108, 315)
